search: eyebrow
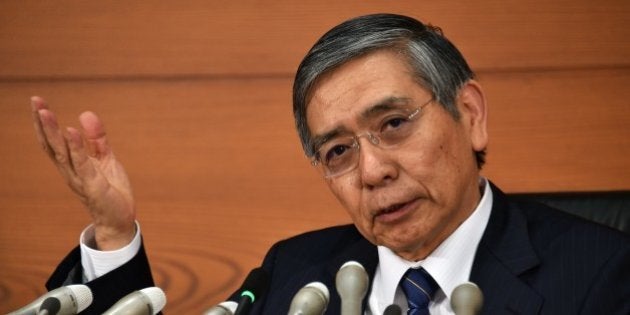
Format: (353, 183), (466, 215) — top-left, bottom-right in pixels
(359, 96), (412, 122)
(309, 96), (412, 153)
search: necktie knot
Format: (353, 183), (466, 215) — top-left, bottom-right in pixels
(400, 268), (439, 315)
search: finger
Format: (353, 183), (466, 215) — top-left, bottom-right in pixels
(31, 97), (86, 194)
(30, 95), (49, 112)
(30, 96), (54, 156)
(38, 108), (79, 181)
(78, 111), (112, 159)
(62, 127), (90, 200)
(65, 126), (97, 182)
(38, 108), (66, 159)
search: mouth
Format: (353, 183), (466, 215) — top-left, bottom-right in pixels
(373, 198), (418, 223)
(378, 202), (407, 215)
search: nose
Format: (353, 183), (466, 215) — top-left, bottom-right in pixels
(356, 137), (398, 189)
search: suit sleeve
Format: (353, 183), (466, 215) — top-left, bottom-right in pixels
(46, 238), (156, 314)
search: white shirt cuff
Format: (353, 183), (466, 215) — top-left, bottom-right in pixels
(79, 221), (142, 282)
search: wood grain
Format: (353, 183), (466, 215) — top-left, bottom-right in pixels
(0, 0), (628, 78)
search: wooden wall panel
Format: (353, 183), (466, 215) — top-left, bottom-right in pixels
(481, 68), (630, 191)
(1, 0), (628, 78)
(1, 68), (628, 312)
(0, 1), (628, 313)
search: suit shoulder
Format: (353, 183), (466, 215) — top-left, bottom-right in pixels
(258, 224), (373, 272)
(272, 224), (364, 255)
(514, 199), (628, 245)
(506, 198), (630, 275)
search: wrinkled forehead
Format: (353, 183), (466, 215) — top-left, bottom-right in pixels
(308, 52), (429, 126)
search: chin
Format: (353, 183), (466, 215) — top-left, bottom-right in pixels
(378, 234), (420, 252)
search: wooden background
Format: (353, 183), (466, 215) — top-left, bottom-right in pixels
(0, 1), (628, 313)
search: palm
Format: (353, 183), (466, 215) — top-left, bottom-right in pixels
(84, 153), (135, 235)
(31, 97), (136, 250)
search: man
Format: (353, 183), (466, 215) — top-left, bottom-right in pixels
(33, 13), (628, 314)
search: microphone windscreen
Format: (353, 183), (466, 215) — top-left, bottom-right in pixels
(102, 286), (166, 315)
(383, 304), (402, 315)
(66, 284), (93, 313)
(335, 261), (369, 315)
(140, 287), (167, 314)
(8, 284), (92, 315)
(451, 282), (483, 315)
(204, 301), (238, 315)
(288, 282), (329, 315)
(335, 261), (369, 298)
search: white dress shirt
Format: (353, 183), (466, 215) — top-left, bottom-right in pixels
(367, 178), (492, 315)
(79, 221), (142, 281)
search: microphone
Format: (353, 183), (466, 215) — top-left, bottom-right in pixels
(102, 286), (166, 315)
(8, 284), (93, 315)
(37, 297), (61, 315)
(233, 267), (270, 315)
(288, 282), (330, 315)
(204, 301), (238, 315)
(450, 282), (483, 315)
(383, 304), (402, 315)
(335, 261), (369, 315)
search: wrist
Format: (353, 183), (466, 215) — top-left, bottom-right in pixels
(93, 222), (137, 251)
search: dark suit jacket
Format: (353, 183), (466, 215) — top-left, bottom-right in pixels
(48, 183), (629, 314)
(46, 240), (156, 314)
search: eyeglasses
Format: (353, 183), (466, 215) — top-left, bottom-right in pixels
(310, 98), (434, 178)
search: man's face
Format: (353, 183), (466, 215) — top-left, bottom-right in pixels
(306, 49), (488, 260)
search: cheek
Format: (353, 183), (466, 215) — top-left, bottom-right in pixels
(422, 124), (467, 163)
(402, 130), (451, 172)
(327, 178), (363, 218)
(399, 129), (468, 201)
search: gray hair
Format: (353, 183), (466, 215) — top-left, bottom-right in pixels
(293, 13), (486, 167)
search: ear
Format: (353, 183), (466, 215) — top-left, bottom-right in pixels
(457, 80), (488, 152)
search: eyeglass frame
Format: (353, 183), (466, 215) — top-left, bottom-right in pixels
(309, 97), (435, 178)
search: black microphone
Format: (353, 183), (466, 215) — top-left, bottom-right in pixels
(233, 267), (270, 315)
(8, 284), (93, 315)
(102, 287), (166, 315)
(288, 282), (330, 315)
(383, 304), (402, 315)
(450, 282), (483, 315)
(335, 261), (369, 315)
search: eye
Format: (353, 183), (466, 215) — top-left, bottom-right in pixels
(324, 144), (351, 164)
(382, 116), (409, 131)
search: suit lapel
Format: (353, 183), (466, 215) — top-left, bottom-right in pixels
(470, 183), (542, 314)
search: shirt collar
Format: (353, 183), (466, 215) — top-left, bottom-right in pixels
(373, 178), (493, 308)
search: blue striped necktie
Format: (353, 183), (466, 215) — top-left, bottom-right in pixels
(400, 268), (439, 315)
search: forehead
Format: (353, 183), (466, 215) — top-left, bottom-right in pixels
(306, 50), (430, 135)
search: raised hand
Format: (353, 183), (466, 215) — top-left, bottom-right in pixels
(31, 96), (136, 250)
